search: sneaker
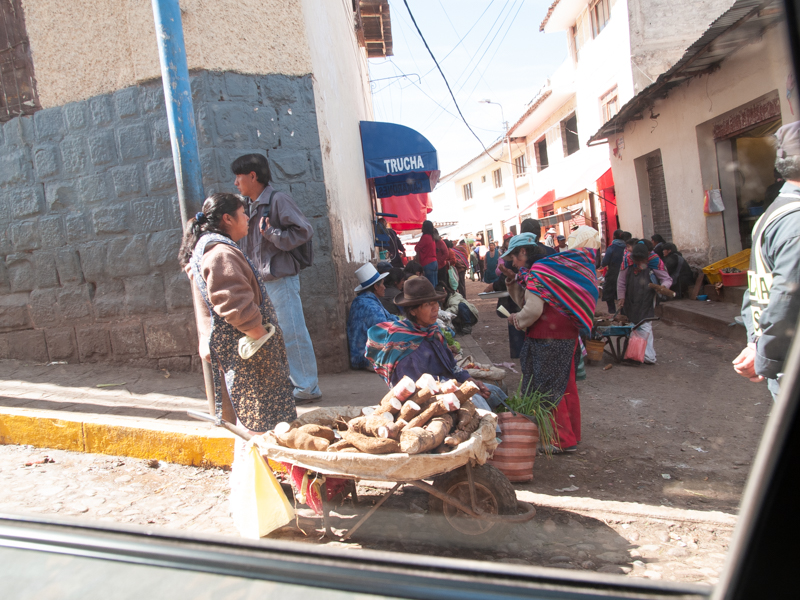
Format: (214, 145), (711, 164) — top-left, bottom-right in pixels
(293, 386), (322, 404)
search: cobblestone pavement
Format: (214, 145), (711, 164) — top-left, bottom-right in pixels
(0, 444), (730, 586)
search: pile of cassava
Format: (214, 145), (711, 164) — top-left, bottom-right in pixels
(272, 374), (483, 455)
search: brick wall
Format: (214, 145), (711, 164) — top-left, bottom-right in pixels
(0, 71), (349, 373)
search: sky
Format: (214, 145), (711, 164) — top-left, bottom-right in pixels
(368, 0), (568, 177)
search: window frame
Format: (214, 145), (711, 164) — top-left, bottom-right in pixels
(462, 182), (473, 201)
(491, 168), (503, 188)
(600, 86), (619, 124)
(590, 0), (611, 38)
(514, 154), (527, 177)
(535, 137), (549, 172)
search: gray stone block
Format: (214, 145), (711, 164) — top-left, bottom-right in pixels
(6, 329), (49, 363)
(32, 252), (59, 288)
(33, 145), (59, 179)
(78, 241), (107, 282)
(199, 148), (218, 187)
(114, 87), (139, 119)
(92, 204), (130, 234)
(165, 271), (193, 311)
(308, 216), (331, 254)
(204, 72), (227, 101)
(58, 285), (93, 320)
(124, 274), (166, 315)
(309, 150), (324, 181)
(190, 72), (206, 100)
(159, 356), (192, 372)
(148, 228), (181, 268)
(45, 182), (78, 210)
(196, 106), (215, 146)
(149, 117), (171, 157)
(110, 322), (147, 356)
(60, 136), (89, 175)
(139, 85), (164, 114)
(10, 221), (40, 252)
(3, 116), (35, 148)
(64, 103), (88, 131)
(28, 288), (61, 327)
(5, 254), (33, 292)
(0, 292), (32, 331)
(10, 186), (44, 218)
(0, 260), (8, 292)
(290, 181), (327, 217)
(118, 124), (150, 161)
(133, 198), (166, 233)
(144, 316), (197, 357)
(213, 103), (251, 144)
(92, 279), (124, 319)
(111, 164), (143, 197)
(249, 105), (279, 149)
(106, 234), (150, 276)
(45, 327), (79, 362)
(78, 174), (112, 204)
(39, 215), (65, 248)
(279, 113), (320, 150)
(0, 151), (31, 186)
(76, 326), (111, 362)
(65, 214), (89, 243)
(145, 158), (176, 192)
(87, 129), (119, 166)
(90, 96), (114, 126)
(55, 248), (83, 284)
(269, 149), (309, 181)
(0, 334), (7, 359)
(260, 74), (300, 106)
(34, 107), (66, 141)
(224, 72), (258, 101)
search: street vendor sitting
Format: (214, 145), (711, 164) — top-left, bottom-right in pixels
(347, 263), (399, 370)
(365, 276), (506, 413)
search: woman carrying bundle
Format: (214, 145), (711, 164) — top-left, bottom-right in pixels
(178, 193), (296, 432)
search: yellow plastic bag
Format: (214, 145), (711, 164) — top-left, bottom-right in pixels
(233, 442), (294, 539)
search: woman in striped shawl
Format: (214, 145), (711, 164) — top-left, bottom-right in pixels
(503, 231), (600, 453)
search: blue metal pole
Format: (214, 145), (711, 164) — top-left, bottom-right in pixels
(151, 0), (204, 223)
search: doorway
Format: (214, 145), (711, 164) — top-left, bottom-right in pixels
(645, 151), (673, 241)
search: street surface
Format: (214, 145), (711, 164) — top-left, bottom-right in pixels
(0, 280), (772, 586)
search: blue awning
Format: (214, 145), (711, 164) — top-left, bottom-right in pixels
(360, 121), (440, 197)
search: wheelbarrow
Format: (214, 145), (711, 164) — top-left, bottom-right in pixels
(592, 317), (660, 363)
(189, 406), (536, 546)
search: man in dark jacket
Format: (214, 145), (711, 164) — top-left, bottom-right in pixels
(734, 122), (800, 400)
(662, 243), (694, 299)
(601, 229), (627, 313)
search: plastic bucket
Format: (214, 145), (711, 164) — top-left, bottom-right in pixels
(720, 271), (747, 287)
(585, 339), (605, 362)
(488, 412), (538, 482)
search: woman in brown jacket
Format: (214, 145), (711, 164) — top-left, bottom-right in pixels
(178, 193), (295, 433)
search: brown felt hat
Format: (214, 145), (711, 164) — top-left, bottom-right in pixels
(393, 276), (446, 307)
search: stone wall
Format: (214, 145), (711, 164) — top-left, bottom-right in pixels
(0, 70), (349, 373)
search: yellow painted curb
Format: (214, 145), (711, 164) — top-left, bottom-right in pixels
(0, 408), (235, 468)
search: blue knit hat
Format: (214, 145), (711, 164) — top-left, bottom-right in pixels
(501, 232), (538, 258)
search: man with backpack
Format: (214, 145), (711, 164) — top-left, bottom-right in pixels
(232, 153), (321, 403)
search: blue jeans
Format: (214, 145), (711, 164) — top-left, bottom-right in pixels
(472, 383), (506, 412)
(262, 274), (320, 398)
(423, 261), (438, 287)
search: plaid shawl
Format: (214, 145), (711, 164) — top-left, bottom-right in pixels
(452, 245), (469, 269)
(621, 248), (666, 271)
(516, 248), (599, 336)
(366, 319), (443, 385)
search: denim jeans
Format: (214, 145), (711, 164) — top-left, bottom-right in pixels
(423, 261), (438, 287)
(472, 382), (506, 412)
(262, 274), (320, 398)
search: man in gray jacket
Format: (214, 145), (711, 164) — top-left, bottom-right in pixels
(232, 154), (321, 402)
(734, 122), (800, 400)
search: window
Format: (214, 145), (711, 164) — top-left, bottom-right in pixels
(601, 87), (619, 123)
(535, 137), (549, 171)
(514, 155), (527, 177)
(492, 168), (502, 188)
(591, 0), (611, 38)
(0, 0), (40, 122)
(481, 174), (486, 183)
(562, 113), (580, 156)
(485, 227), (494, 243)
(462, 182), (473, 200)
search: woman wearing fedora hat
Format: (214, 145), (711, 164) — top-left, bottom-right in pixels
(365, 277), (507, 413)
(347, 263), (399, 370)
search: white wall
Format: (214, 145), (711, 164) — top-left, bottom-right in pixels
(608, 27), (796, 262)
(301, 0), (375, 265)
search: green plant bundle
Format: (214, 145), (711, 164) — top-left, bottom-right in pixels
(442, 329), (461, 353)
(497, 381), (559, 457)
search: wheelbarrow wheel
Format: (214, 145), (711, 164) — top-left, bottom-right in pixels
(428, 464), (517, 546)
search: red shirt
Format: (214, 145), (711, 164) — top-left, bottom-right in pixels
(435, 239), (449, 266)
(528, 302), (578, 339)
(415, 234), (436, 266)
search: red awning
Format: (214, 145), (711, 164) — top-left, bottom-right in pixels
(597, 168), (614, 190)
(380, 193), (433, 231)
(517, 190), (555, 216)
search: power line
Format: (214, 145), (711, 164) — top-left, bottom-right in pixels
(401, 0), (495, 159)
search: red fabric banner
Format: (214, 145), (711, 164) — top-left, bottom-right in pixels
(381, 193), (433, 231)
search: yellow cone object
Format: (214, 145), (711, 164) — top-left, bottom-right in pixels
(233, 442), (294, 538)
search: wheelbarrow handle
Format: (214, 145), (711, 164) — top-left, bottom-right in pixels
(187, 409), (253, 442)
(631, 316), (660, 332)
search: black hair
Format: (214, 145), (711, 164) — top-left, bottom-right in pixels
(651, 234), (665, 244)
(631, 243), (649, 262)
(404, 260), (423, 276)
(520, 218), (541, 235)
(621, 231), (632, 242)
(626, 237), (639, 247)
(444, 239), (454, 249)
(613, 229), (624, 240)
(642, 239), (654, 251)
(421, 220), (435, 236)
(511, 244), (541, 269)
(385, 268), (405, 288)
(178, 193), (247, 267)
(663, 242), (678, 253)
(230, 153), (271, 185)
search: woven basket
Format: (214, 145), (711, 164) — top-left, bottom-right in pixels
(488, 412), (539, 482)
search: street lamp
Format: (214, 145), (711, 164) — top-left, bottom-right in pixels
(479, 99), (519, 230)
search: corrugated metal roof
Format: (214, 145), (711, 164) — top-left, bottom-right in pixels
(587, 0), (784, 144)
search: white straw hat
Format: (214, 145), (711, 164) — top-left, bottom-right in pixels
(354, 263), (389, 292)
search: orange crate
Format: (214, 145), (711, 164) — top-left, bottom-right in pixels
(702, 249), (750, 284)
